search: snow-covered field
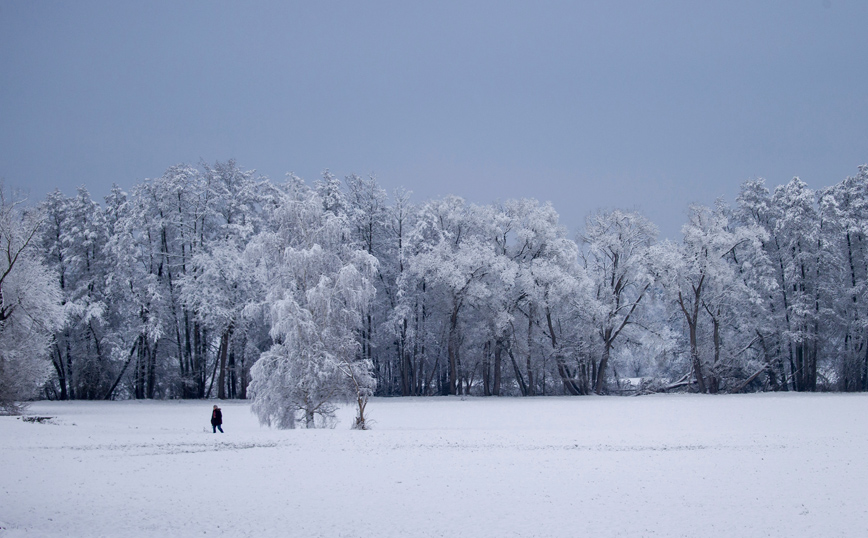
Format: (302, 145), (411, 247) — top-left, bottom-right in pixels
(2, 394), (867, 537)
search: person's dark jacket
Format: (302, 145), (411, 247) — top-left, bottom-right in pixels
(211, 408), (223, 426)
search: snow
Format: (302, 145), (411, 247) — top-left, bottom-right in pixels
(2, 394), (867, 537)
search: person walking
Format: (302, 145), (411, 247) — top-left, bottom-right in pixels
(211, 405), (223, 433)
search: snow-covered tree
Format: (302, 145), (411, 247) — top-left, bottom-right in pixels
(580, 210), (658, 394)
(817, 166), (868, 390)
(381, 188), (418, 395)
(734, 176), (841, 392)
(21, 158), (868, 400)
(501, 199), (587, 395)
(37, 188), (116, 400)
(659, 203), (767, 393)
(733, 178), (790, 390)
(248, 178), (377, 428)
(343, 174), (391, 392)
(0, 187), (64, 413)
(773, 179), (826, 391)
(183, 160), (275, 399)
(407, 197), (512, 395)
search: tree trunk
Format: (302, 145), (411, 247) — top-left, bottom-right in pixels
(104, 340), (138, 400)
(51, 344), (68, 401)
(677, 286), (707, 394)
(216, 326), (232, 399)
(863, 337), (868, 391)
(509, 345), (529, 396)
(135, 335), (146, 400)
(65, 339), (75, 400)
(182, 311), (193, 398)
(493, 336), (503, 396)
(175, 312), (188, 397)
(482, 340), (491, 396)
(239, 341), (249, 400)
(595, 341), (612, 395)
(146, 341), (157, 399)
(228, 347), (237, 399)
(448, 301), (460, 395)
(400, 319), (414, 396)
(192, 323), (202, 398)
(526, 304), (535, 396)
(709, 314), (720, 393)
(304, 402), (315, 429)
(546, 308), (580, 395)
(689, 320), (707, 394)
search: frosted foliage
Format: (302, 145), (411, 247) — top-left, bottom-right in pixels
(504, 199), (585, 305)
(659, 204), (768, 392)
(37, 186), (120, 400)
(21, 162), (868, 400)
(0, 255), (61, 407)
(248, 185), (376, 428)
(819, 167), (868, 389)
(580, 210), (658, 393)
(250, 345), (338, 429)
(181, 240), (253, 332)
(0, 193), (64, 412)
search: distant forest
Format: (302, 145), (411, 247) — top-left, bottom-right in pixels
(3, 161), (868, 420)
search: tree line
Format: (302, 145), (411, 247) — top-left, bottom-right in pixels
(2, 161), (867, 422)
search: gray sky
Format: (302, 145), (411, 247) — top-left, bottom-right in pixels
(1, 0), (866, 238)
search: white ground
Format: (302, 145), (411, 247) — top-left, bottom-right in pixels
(1, 393), (867, 537)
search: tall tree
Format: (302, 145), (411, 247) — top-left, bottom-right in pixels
(661, 204), (766, 393)
(38, 188), (117, 400)
(734, 178), (789, 390)
(343, 174), (390, 391)
(502, 199), (587, 395)
(0, 187), (64, 412)
(818, 166), (868, 390)
(580, 210), (657, 394)
(248, 178), (377, 428)
(772, 179), (824, 391)
(186, 160), (274, 399)
(408, 197), (510, 395)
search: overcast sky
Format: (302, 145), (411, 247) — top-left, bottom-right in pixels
(1, 0), (866, 238)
